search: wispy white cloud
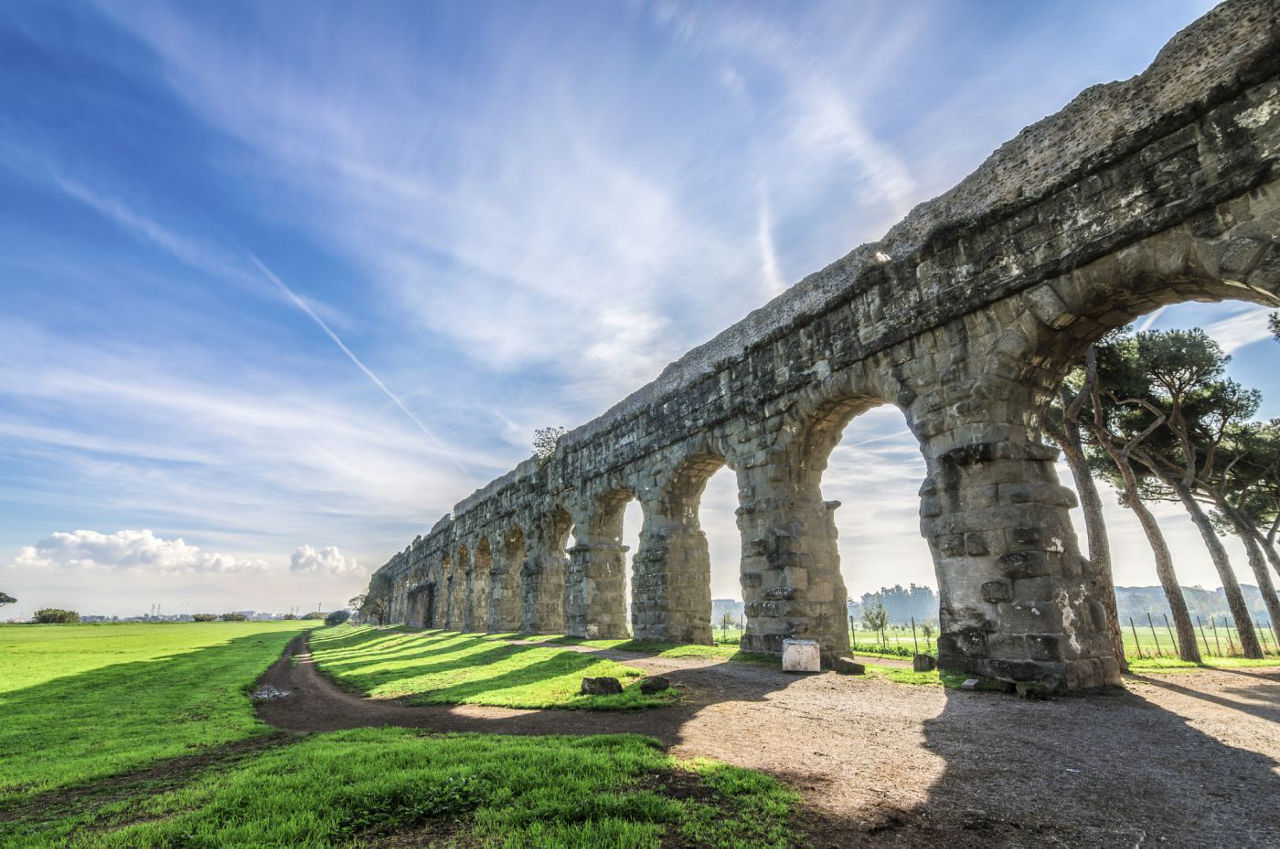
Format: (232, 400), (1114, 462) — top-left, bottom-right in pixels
(87, 0), (936, 419)
(1134, 306), (1167, 332)
(50, 174), (241, 281)
(0, 145), (354, 331)
(0, 317), (496, 551)
(756, 183), (785, 297)
(787, 83), (916, 213)
(1202, 305), (1277, 355)
(717, 63), (748, 103)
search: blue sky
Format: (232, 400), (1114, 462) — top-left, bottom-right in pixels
(3, 0), (1275, 619)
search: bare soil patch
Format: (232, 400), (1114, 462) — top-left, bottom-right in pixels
(258, 634), (1280, 847)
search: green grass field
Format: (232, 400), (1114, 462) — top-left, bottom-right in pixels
(310, 625), (681, 709)
(0, 620), (306, 801)
(2, 621), (798, 848)
(11, 618), (1268, 847)
(8, 730), (796, 848)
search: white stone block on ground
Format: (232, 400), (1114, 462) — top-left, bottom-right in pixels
(781, 639), (821, 673)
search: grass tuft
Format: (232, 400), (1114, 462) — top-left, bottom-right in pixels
(1127, 655), (1280, 673)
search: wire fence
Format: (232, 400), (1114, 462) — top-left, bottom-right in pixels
(711, 617), (938, 656)
(710, 612), (1280, 660)
(1125, 612), (1279, 658)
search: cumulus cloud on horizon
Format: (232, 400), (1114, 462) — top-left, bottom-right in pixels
(289, 544), (365, 577)
(7, 530), (366, 580)
(10, 529), (269, 574)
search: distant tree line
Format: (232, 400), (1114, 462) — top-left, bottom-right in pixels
(847, 584), (937, 625)
(33, 608), (79, 624)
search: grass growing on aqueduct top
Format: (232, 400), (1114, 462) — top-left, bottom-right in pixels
(310, 624), (680, 709)
(2, 621), (798, 848)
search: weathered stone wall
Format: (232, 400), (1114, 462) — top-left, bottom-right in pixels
(366, 0), (1280, 691)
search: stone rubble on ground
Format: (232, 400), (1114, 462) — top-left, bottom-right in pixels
(638, 676), (671, 694)
(782, 639), (821, 673)
(580, 676), (623, 696)
(251, 684), (293, 701)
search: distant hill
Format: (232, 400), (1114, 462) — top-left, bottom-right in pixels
(1114, 585), (1274, 627)
(712, 584), (1275, 629)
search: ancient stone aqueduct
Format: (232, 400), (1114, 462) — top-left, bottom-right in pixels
(366, 1), (1280, 692)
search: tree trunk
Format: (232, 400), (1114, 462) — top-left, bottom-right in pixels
(1168, 480), (1263, 658)
(1095, 451), (1201, 662)
(1261, 522), (1280, 583)
(1237, 526), (1280, 651)
(1054, 423), (1127, 669)
(1263, 535), (1280, 582)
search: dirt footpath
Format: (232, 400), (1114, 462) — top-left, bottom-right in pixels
(257, 635), (1280, 848)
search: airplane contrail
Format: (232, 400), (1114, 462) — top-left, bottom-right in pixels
(249, 255), (476, 486)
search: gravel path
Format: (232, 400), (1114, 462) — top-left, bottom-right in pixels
(256, 634), (1280, 848)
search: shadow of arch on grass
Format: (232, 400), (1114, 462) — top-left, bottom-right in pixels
(307, 625), (679, 710)
(0, 628), (303, 802)
(283, 626), (1280, 845)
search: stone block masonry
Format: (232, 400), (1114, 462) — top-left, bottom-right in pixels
(369, 0), (1280, 692)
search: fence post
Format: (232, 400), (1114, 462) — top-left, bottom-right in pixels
(1209, 616), (1222, 656)
(1146, 611), (1163, 658)
(910, 617), (919, 654)
(1129, 617), (1144, 659)
(1224, 617), (1238, 655)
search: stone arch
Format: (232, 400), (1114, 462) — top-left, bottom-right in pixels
(631, 449), (733, 644)
(901, 194), (1280, 690)
(663, 454), (726, 519)
(473, 536), (493, 631)
(435, 552), (452, 627)
(522, 505), (572, 633)
(797, 396), (899, 488)
(732, 380), (907, 662)
(782, 392), (933, 648)
(565, 487), (634, 639)
(489, 525), (525, 631)
(993, 202), (1280, 412)
(406, 579), (434, 629)
(451, 544), (470, 631)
